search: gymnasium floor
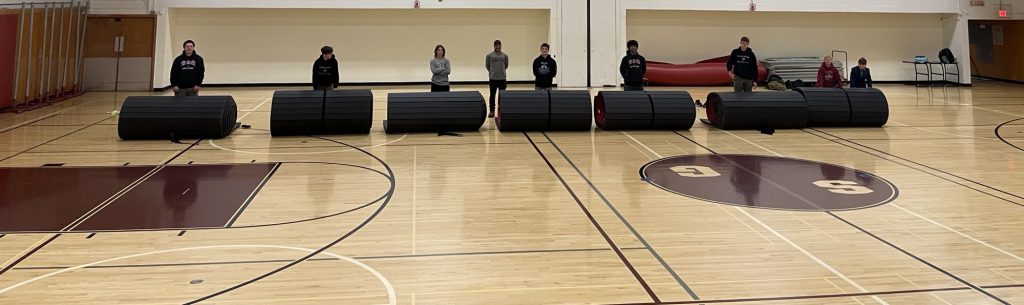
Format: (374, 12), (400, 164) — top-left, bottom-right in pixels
(0, 80), (1023, 304)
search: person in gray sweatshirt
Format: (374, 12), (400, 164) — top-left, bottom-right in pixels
(430, 44), (451, 92)
(485, 40), (509, 118)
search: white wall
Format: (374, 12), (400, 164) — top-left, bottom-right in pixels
(161, 8), (549, 86)
(626, 0), (959, 14)
(135, 0), (978, 87)
(623, 10), (949, 82)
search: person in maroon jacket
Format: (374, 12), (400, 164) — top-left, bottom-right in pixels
(816, 55), (843, 88)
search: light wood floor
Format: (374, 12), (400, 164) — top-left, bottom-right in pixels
(1, 80), (1023, 304)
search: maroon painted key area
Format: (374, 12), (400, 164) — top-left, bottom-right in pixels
(0, 163), (278, 232)
(0, 166), (156, 231)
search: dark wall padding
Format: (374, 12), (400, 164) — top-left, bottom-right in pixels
(843, 88), (889, 127)
(118, 96), (238, 140)
(270, 89), (374, 136)
(595, 91), (696, 130)
(495, 90), (592, 131)
(704, 92), (807, 130)
(384, 91), (486, 133)
(270, 90), (325, 136)
(324, 90), (374, 134)
(795, 87), (852, 127)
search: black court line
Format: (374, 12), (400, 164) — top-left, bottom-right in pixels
(827, 211), (1010, 304)
(839, 137), (1010, 141)
(670, 131), (1010, 304)
(182, 136), (397, 304)
(162, 139), (202, 165)
(12, 247), (649, 271)
(994, 118), (1024, 152)
(807, 129), (1024, 208)
(0, 116), (114, 163)
(224, 162), (281, 227)
(0, 102), (98, 135)
(525, 132), (661, 303)
(608, 286), (973, 305)
(0, 234), (61, 277)
(672, 131), (718, 154)
(542, 132), (701, 301)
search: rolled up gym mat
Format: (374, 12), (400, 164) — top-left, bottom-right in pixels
(704, 92), (807, 130)
(794, 87), (851, 127)
(496, 90), (550, 131)
(648, 91), (696, 130)
(270, 90), (325, 136)
(548, 90), (592, 131)
(594, 91), (653, 130)
(118, 96), (238, 140)
(384, 91), (486, 133)
(324, 89), (374, 134)
(843, 88), (889, 127)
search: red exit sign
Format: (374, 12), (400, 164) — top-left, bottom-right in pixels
(998, 9), (1008, 17)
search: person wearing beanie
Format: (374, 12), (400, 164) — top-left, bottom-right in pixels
(312, 45), (340, 90)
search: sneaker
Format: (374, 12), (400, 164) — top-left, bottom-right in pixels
(488, 112), (495, 118)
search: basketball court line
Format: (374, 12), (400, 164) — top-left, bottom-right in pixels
(182, 136), (397, 304)
(686, 130), (1014, 303)
(225, 162), (282, 227)
(624, 131), (890, 305)
(0, 115), (115, 164)
(0, 140), (204, 276)
(0, 100), (98, 134)
(525, 132), (661, 303)
(544, 131), (701, 301)
(11, 247), (650, 271)
(807, 129), (1024, 207)
(0, 244), (397, 305)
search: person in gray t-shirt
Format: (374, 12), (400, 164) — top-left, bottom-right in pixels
(485, 40), (509, 118)
(430, 44), (451, 92)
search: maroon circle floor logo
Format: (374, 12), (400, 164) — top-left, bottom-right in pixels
(641, 154), (898, 211)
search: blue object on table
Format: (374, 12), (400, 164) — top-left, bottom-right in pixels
(914, 56), (928, 63)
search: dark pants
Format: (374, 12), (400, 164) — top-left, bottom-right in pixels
(488, 79), (507, 112)
(733, 77), (753, 92)
(174, 87), (198, 96)
(315, 84), (335, 90)
(431, 84), (450, 92)
(623, 84), (644, 91)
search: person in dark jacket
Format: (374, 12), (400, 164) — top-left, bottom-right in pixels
(313, 46), (340, 90)
(170, 40), (205, 96)
(849, 57), (872, 88)
(533, 43), (557, 90)
(619, 40), (646, 91)
(726, 37), (757, 92)
(816, 55), (844, 88)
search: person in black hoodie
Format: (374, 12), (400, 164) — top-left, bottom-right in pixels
(312, 46), (340, 90)
(533, 43), (557, 90)
(849, 57), (873, 88)
(170, 40), (205, 96)
(726, 37), (758, 92)
(619, 40), (646, 91)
